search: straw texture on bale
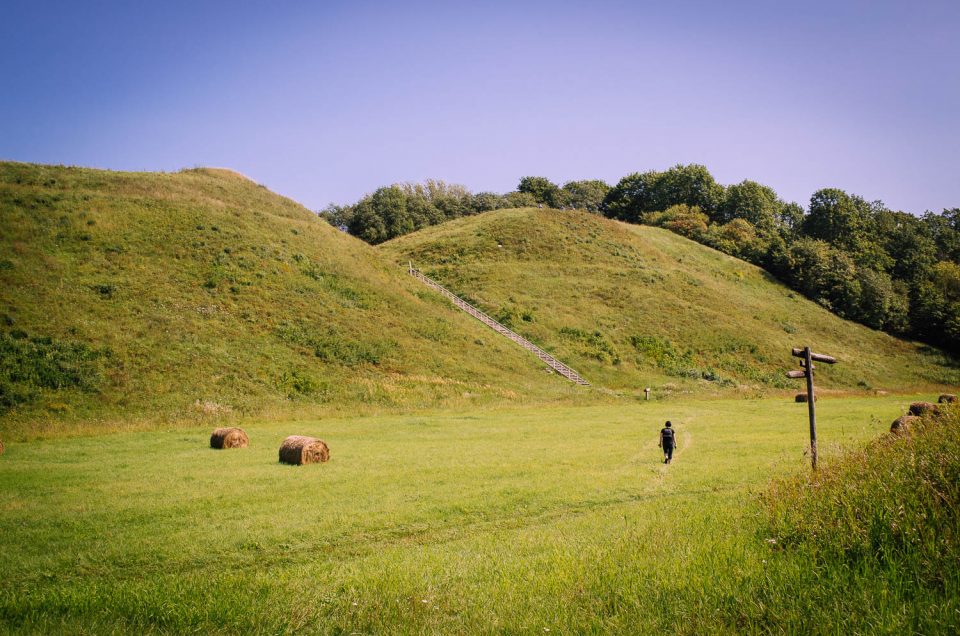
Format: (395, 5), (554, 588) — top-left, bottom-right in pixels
(210, 427), (249, 449)
(938, 394), (958, 404)
(279, 435), (330, 465)
(890, 415), (920, 435)
(909, 402), (938, 416)
(794, 393), (816, 403)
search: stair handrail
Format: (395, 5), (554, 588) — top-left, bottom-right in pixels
(407, 264), (590, 385)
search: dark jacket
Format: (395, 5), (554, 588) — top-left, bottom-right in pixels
(659, 427), (675, 448)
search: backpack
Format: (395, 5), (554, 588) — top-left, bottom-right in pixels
(661, 428), (675, 445)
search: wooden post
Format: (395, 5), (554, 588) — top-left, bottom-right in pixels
(804, 347), (817, 470)
(644, 387), (650, 401)
(786, 346), (836, 471)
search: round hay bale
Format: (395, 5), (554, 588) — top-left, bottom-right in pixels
(794, 393), (816, 403)
(938, 394), (957, 404)
(908, 402), (937, 416)
(890, 414), (919, 435)
(279, 435), (329, 465)
(210, 427), (249, 449)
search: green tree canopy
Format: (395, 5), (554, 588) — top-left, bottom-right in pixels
(804, 189), (892, 271)
(923, 208), (960, 262)
(603, 164), (724, 222)
(719, 180), (779, 230)
(517, 176), (562, 207)
(785, 238), (861, 318)
(655, 164), (725, 217)
(561, 179), (610, 213)
(501, 191), (539, 208)
(347, 186), (411, 244)
(602, 171), (659, 223)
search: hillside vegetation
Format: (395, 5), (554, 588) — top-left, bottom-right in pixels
(328, 166), (960, 355)
(754, 404), (960, 632)
(0, 163), (572, 438)
(383, 207), (960, 395)
(3, 163), (957, 439)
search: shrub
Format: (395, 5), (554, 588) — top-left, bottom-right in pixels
(0, 331), (106, 411)
(275, 322), (392, 366)
(645, 204), (709, 239)
(560, 327), (619, 364)
(629, 334), (733, 384)
(91, 283), (116, 299)
(276, 369), (321, 397)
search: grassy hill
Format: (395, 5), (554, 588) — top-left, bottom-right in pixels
(0, 163), (574, 439)
(3, 165), (957, 439)
(382, 208), (960, 395)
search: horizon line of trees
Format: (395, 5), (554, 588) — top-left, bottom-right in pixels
(319, 165), (960, 354)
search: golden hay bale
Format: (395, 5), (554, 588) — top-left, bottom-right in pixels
(938, 394), (958, 404)
(209, 427), (249, 449)
(890, 414), (920, 435)
(909, 402), (938, 416)
(794, 393), (816, 403)
(279, 435), (330, 465)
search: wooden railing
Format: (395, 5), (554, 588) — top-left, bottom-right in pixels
(408, 264), (590, 386)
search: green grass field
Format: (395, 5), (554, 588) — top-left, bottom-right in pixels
(3, 394), (954, 634)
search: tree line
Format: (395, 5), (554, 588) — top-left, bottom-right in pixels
(320, 165), (960, 353)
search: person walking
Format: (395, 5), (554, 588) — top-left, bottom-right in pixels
(659, 421), (676, 464)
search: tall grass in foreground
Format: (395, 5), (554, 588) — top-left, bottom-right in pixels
(749, 405), (960, 634)
(1, 397), (957, 633)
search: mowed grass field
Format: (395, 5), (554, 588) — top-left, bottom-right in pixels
(3, 394), (953, 634)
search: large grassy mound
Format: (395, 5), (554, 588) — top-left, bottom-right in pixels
(382, 208), (960, 394)
(0, 163), (572, 438)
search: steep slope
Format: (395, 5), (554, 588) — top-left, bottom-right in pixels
(0, 164), (573, 438)
(382, 208), (960, 394)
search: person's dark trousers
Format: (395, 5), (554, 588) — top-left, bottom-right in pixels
(664, 444), (674, 463)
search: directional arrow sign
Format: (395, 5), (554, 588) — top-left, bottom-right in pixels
(791, 348), (837, 364)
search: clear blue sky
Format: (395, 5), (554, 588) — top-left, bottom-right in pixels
(2, 0), (958, 214)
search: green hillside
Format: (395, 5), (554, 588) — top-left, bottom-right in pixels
(0, 163), (574, 439)
(382, 208), (960, 395)
(3, 165), (957, 439)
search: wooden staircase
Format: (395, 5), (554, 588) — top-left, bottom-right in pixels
(408, 264), (590, 386)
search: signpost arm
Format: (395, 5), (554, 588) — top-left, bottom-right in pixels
(804, 346), (818, 470)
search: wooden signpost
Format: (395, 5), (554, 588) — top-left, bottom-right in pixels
(786, 346), (837, 470)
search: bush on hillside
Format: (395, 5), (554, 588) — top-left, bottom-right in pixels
(644, 204), (709, 239)
(0, 331), (107, 411)
(559, 327), (620, 364)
